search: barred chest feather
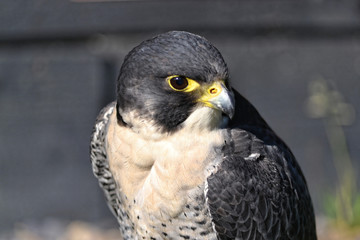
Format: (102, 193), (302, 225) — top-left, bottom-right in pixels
(105, 107), (225, 239)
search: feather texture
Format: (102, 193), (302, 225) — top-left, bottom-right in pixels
(206, 91), (317, 240)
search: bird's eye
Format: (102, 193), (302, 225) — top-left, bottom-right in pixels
(166, 75), (200, 92)
(169, 76), (188, 90)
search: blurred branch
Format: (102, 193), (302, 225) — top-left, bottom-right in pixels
(305, 77), (359, 228)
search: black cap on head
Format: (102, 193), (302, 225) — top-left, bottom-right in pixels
(116, 31), (229, 132)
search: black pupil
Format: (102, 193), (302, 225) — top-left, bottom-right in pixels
(171, 76), (188, 90)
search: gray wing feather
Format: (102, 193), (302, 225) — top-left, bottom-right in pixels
(207, 129), (316, 240)
(90, 102), (137, 239)
(206, 90), (317, 240)
(90, 102), (119, 216)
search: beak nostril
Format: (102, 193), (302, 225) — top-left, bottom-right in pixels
(209, 88), (218, 95)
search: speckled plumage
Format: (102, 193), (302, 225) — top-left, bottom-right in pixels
(90, 31), (317, 240)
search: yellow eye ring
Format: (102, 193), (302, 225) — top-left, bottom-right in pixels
(167, 75), (200, 92)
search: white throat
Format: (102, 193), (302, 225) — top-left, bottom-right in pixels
(119, 106), (223, 140)
(182, 106), (223, 132)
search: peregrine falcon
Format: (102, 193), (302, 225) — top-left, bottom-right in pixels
(90, 31), (317, 239)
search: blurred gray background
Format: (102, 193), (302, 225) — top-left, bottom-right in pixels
(0, 0), (359, 235)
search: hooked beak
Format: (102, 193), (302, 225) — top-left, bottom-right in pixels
(198, 81), (235, 119)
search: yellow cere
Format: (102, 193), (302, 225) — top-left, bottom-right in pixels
(206, 81), (223, 97)
(167, 75), (200, 92)
(198, 81), (224, 107)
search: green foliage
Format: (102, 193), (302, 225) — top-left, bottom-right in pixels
(323, 179), (360, 228)
(353, 196), (360, 227)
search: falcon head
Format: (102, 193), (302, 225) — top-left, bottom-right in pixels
(116, 31), (235, 137)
